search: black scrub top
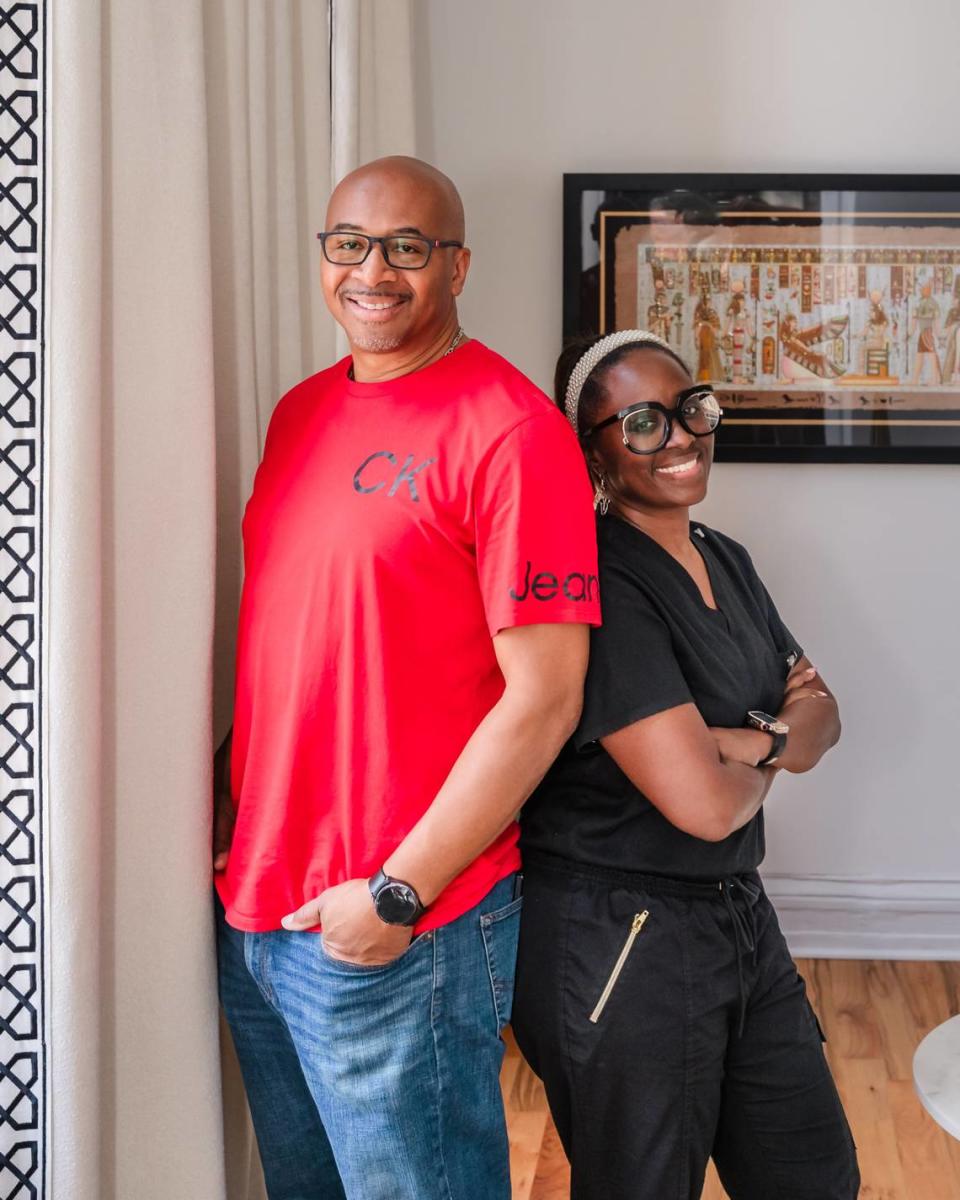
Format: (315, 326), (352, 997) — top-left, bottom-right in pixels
(520, 515), (802, 880)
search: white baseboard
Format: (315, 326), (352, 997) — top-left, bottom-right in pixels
(760, 874), (960, 960)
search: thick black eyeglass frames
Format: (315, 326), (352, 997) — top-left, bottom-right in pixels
(582, 385), (723, 455)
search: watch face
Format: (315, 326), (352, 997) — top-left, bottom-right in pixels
(748, 710), (789, 734)
(375, 882), (419, 925)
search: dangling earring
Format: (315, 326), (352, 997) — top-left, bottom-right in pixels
(593, 474), (610, 516)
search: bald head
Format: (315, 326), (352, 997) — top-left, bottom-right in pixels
(319, 156), (472, 368)
(327, 156), (465, 242)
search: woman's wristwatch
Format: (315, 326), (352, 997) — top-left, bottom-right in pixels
(745, 710), (790, 766)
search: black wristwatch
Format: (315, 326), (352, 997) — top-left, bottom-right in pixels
(368, 868), (426, 927)
(745, 710), (790, 766)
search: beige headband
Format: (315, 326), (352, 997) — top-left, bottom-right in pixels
(563, 329), (671, 434)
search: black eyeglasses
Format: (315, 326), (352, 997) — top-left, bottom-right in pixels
(317, 231), (464, 270)
(583, 385), (723, 455)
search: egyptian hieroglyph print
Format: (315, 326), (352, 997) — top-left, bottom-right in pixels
(608, 219), (960, 415)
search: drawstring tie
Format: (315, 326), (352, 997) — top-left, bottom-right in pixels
(719, 876), (761, 1037)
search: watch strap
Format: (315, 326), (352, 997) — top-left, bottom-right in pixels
(369, 868), (390, 896)
(758, 730), (787, 766)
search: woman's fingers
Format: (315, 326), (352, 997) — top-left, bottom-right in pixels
(782, 686), (830, 709)
(784, 665), (817, 693)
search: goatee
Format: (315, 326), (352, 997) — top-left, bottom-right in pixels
(348, 330), (405, 352)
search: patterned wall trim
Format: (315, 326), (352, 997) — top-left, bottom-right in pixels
(0, 3), (44, 1197)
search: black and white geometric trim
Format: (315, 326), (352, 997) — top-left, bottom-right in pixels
(0, 3), (44, 1197)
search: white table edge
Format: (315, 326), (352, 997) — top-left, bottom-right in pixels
(913, 1014), (960, 1142)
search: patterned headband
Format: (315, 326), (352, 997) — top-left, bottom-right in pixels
(563, 329), (672, 434)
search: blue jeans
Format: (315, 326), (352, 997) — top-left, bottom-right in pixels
(217, 873), (522, 1200)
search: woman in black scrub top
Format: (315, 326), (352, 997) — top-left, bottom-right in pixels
(512, 330), (859, 1200)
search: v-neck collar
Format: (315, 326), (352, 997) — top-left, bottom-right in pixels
(608, 515), (725, 616)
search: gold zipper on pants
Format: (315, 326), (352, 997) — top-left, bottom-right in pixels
(588, 910), (649, 1024)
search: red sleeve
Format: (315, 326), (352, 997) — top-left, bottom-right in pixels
(472, 410), (601, 636)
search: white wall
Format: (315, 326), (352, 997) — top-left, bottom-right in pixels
(413, 0), (960, 956)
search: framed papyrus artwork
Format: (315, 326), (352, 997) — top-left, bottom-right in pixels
(563, 174), (960, 462)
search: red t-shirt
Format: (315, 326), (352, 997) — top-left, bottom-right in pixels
(217, 341), (600, 932)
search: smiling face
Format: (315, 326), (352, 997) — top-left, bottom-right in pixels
(586, 347), (714, 514)
(320, 157), (470, 356)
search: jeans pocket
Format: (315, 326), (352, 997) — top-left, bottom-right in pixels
(318, 930), (432, 975)
(480, 894), (522, 1032)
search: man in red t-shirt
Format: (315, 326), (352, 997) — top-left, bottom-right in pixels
(214, 156), (599, 1200)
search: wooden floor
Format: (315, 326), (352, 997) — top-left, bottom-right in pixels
(501, 959), (960, 1200)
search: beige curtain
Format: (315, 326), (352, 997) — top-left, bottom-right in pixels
(49, 2), (224, 1199)
(40, 2), (414, 1198)
(205, 8), (414, 1190)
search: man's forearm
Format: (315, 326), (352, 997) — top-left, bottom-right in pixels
(383, 687), (581, 905)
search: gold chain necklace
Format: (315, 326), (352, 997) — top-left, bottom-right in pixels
(445, 325), (466, 356)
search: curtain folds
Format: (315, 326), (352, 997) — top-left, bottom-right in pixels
(49, 0), (224, 1197)
(41, 1), (414, 1197)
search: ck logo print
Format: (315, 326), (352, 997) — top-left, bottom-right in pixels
(509, 560), (599, 603)
(352, 451), (437, 503)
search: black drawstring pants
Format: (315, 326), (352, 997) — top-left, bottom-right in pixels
(511, 855), (860, 1200)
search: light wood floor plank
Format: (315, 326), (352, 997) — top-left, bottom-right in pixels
(528, 1121), (570, 1200)
(895, 960), (952, 1031)
(867, 961), (924, 1082)
(699, 1160), (728, 1199)
(823, 958), (885, 1059)
(888, 1078), (959, 1200)
(834, 1052), (889, 1121)
(502, 1033), (551, 1200)
(941, 960), (960, 1016)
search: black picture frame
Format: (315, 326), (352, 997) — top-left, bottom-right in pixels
(563, 173), (960, 463)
